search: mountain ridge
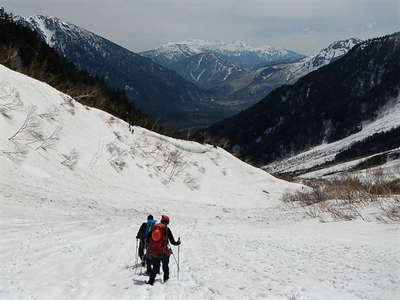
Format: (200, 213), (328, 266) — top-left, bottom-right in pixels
(141, 39), (305, 70)
(18, 15), (219, 130)
(142, 38), (361, 113)
(202, 32), (400, 176)
(211, 38), (363, 110)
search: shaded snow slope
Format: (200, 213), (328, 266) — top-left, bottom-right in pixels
(1, 65), (399, 300)
(265, 95), (400, 177)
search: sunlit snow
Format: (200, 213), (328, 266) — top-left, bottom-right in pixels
(1, 65), (399, 300)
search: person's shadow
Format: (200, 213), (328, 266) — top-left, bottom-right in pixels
(125, 263), (142, 271)
(132, 278), (162, 286)
(132, 279), (146, 285)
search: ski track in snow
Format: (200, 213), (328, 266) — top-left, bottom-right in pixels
(0, 64), (399, 300)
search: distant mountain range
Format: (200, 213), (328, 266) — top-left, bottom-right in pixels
(18, 15), (224, 130)
(18, 15), (366, 135)
(141, 39), (305, 70)
(212, 38), (362, 110)
(142, 38), (361, 112)
(202, 32), (400, 177)
(141, 40), (304, 91)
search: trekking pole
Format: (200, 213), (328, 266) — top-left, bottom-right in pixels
(177, 238), (180, 280)
(171, 252), (179, 278)
(134, 238), (139, 274)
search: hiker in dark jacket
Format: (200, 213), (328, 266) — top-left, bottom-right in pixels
(136, 215), (156, 272)
(146, 215), (180, 285)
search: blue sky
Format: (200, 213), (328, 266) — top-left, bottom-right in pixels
(3, 0), (399, 55)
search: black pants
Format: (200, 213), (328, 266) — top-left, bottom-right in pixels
(138, 239), (152, 273)
(147, 255), (170, 284)
(138, 239), (145, 261)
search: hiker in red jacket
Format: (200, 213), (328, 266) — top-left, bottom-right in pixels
(146, 215), (180, 285)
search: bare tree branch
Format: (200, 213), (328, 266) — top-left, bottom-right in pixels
(8, 106), (40, 142)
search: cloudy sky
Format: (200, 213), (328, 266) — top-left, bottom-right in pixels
(3, 0), (399, 55)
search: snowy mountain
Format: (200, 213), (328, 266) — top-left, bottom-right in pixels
(141, 39), (305, 70)
(1, 63), (399, 300)
(284, 38), (363, 83)
(211, 38), (363, 109)
(141, 38), (359, 113)
(203, 32), (400, 176)
(17, 15), (216, 130)
(140, 39), (304, 91)
(169, 52), (247, 89)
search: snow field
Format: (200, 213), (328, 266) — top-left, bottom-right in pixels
(0, 64), (399, 300)
(1, 182), (399, 300)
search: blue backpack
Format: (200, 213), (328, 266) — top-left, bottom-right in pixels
(144, 220), (157, 238)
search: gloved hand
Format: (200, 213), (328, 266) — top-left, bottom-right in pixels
(177, 237), (181, 245)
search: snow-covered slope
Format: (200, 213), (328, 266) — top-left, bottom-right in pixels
(265, 94), (400, 177)
(1, 64), (399, 299)
(169, 52), (246, 89)
(0, 64), (296, 207)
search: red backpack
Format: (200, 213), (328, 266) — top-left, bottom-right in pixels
(148, 223), (170, 257)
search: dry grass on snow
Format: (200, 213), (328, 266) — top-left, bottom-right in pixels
(282, 169), (400, 222)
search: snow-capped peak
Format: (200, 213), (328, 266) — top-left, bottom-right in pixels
(157, 39), (292, 56)
(20, 15), (59, 47)
(142, 39), (305, 69)
(311, 38), (363, 65)
(285, 37), (362, 82)
(18, 15), (101, 51)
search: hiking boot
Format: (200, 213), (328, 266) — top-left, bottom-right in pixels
(163, 276), (169, 283)
(147, 274), (156, 286)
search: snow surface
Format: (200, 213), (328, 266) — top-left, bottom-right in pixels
(1, 64), (399, 300)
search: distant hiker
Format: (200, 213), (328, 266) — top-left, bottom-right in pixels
(136, 215), (157, 273)
(128, 124), (134, 134)
(146, 215), (181, 285)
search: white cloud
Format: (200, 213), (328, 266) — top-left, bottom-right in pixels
(3, 0), (399, 54)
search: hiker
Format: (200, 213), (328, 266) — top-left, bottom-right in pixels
(146, 215), (181, 285)
(136, 215), (157, 272)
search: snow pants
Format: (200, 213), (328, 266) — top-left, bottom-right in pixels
(147, 254), (170, 284)
(138, 239), (145, 261)
(139, 239), (152, 273)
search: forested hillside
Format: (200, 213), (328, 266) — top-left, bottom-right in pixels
(0, 8), (163, 133)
